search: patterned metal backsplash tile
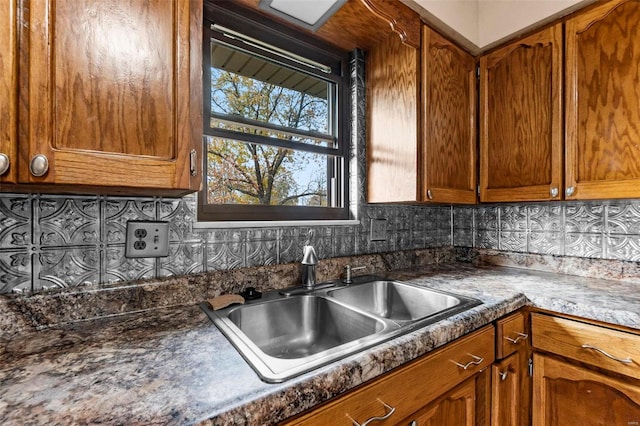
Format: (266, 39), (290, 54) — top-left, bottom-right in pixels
(453, 200), (640, 262)
(0, 192), (453, 293)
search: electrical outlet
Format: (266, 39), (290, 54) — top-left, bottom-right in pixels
(125, 221), (170, 258)
(370, 218), (387, 241)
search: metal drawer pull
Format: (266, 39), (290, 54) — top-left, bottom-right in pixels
(581, 344), (633, 364)
(505, 332), (528, 344)
(349, 399), (395, 426)
(451, 354), (484, 370)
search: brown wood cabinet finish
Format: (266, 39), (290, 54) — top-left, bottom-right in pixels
(0, 0), (17, 184)
(491, 353), (521, 426)
(493, 311), (531, 426)
(15, 0), (201, 195)
(237, 0), (421, 51)
(532, 313), (640, 380)
(480, 24), (563, 202)
(402, 376), (477, 426)
(496, 310), (528, 359)
(422, 27), (477, 204)
(532, 312), (640, 426)
(283, 326), (494, 425)
(532, 354), (640, 426)
(366, 32), (420, 203)
(565, 0), (640, 200)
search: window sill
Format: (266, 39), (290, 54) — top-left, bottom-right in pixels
(193, 219), (360, 229)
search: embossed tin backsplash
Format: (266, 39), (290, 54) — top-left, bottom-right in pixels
(0, 194), (453, 293)
(453, 201), (640, 260)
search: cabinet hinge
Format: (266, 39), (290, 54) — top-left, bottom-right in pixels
(476, 65), (480, 81)
(189, 149), (197, 177)
(528, 357), (533, 377)
(477, 185), (480, 197)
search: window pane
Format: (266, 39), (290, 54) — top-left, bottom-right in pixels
(205, 136), (333, 207)
(209, 41), (334, 145)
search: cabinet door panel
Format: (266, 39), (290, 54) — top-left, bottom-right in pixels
(480, 24), (562, 202)
(422, 27), (477, 204)
(405, 376), (476, 426)
(0, 0), (17, 183)
(533, 354), (640, 426)
(491, 354), (520, 426)
(565, 0), (640, 199)
(19, 0), (200, 193)
(367, 33), (419, 203)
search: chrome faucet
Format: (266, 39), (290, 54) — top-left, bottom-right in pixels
(301, 245), (318, 289)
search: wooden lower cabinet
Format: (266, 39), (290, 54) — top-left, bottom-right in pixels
(491, 311), (531, 426)
(532, 354), (640, 426)
(400, 374), (481, 426)
(532, 312), (640, 426)
(282, 326), (494, 425)
(491, 353), (521, 426)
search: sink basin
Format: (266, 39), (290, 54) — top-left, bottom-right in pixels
(227, 295), (384, 359)
(201, 277), (481, 383)
(328, 280), (462, 321)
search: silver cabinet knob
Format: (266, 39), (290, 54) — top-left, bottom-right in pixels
(566, 186), (576, 197)
(550, 187), (559, 198)
(427, 189), (433, 200)
(29, 154), (49, 177)
(0, 153), (9, 176)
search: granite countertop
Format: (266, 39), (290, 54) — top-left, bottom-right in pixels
(2, 261), (640, 425)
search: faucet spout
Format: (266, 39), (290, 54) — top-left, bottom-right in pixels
(301, 245), (317, 289)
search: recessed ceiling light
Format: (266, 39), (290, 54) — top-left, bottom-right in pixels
(259, 0), (347, 32)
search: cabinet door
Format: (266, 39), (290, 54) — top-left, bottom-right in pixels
(565, 0), (640, 200)
(422, 26), (477, 204)
(403, 376), (477, 426)
(0, 0), (17, 183)
(491, 353), (520, 426)
(367, 32), (420, 203)
(19, 0), (201, 195)
(533, 353), (640, 426)
(479, 24), (563, 202)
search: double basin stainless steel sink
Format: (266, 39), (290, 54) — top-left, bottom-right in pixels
(200, 277), (481, 382)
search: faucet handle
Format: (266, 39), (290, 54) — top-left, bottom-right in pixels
(343, 265), (366, 284)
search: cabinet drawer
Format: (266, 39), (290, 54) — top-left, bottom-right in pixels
(496, 311), (528, 359)
(532, 313), (640, 380)
(284, 326), (494, 425)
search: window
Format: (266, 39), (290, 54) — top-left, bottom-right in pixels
(199, 3), (350, 222)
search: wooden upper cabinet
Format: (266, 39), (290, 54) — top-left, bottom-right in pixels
(422, 26), (477, 204)
(479, 24), (563, 202)
(0, 0), (17, 184)
(565, 0), (640, 200)
(16, 0), (202, 195)
(366, 29), (420, 203)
